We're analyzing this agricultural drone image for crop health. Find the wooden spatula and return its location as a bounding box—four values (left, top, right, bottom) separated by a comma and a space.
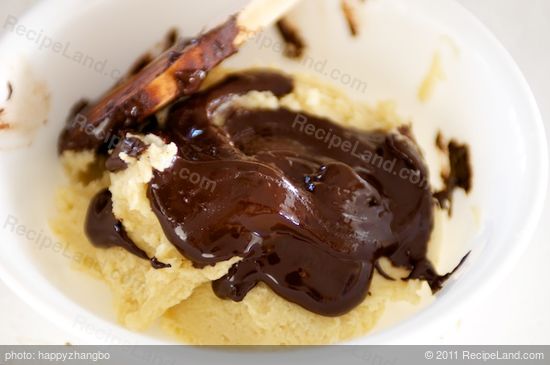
59, 0, 301, 152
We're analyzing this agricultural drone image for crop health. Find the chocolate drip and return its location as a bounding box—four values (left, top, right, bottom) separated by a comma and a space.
6, 82, 13, 101
406, 253, 470, 292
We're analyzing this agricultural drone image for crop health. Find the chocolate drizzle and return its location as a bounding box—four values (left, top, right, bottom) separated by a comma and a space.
406, 253, 470, 291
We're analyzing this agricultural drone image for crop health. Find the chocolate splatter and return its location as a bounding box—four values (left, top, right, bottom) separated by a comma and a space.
6, 82, 13, 101
341, 0, 359, 37
434, 134, 473, 215
85, 189, 149, 260
276, 18, 306, 59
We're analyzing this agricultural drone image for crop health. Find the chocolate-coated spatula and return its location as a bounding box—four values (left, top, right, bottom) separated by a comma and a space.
59, 0, 301, 152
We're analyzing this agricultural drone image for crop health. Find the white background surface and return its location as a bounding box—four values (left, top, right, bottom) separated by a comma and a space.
0, 0, 549, 345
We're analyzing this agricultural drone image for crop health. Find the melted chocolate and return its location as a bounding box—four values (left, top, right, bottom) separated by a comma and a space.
85, 189, 170, 269
144, 70, 451, 316
105, 136, 148, 172
85, 189, 148, 259
407, 253, 470, 291
78, 70, 465, 316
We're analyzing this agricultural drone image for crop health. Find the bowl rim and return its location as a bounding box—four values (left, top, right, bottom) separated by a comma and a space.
0, 0, 547, 345
349, 0, 549, 344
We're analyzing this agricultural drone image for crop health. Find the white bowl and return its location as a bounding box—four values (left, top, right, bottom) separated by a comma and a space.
0, 0, 546, 344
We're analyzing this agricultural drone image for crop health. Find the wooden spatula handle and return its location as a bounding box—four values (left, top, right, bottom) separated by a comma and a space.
236, 0, 301, 45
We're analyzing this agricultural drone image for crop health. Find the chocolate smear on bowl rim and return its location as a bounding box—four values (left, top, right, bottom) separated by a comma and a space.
275, 17, 306, 59
6, 81, 13, 101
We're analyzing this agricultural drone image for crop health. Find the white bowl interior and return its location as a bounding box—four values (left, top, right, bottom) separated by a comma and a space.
0, 0, 546, 344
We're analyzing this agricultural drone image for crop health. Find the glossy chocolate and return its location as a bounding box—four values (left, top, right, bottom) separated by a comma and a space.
145, 70, 451, 316
79, 69, 464, 316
